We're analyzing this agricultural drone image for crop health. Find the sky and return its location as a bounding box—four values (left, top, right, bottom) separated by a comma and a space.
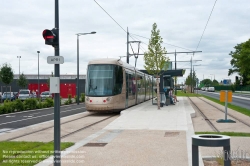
1, 0, 250, 85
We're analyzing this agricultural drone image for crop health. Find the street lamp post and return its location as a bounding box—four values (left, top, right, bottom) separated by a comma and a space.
17, 56, 21, 78
209, 76, 213, 83
210, 74, 215, 81
37, 51, 40, 98
76, 32, 96, 105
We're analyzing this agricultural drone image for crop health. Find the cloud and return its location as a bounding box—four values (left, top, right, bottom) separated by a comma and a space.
0, 0, 250, 83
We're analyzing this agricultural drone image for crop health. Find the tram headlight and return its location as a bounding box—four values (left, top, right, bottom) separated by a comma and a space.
106, 97, 111, 101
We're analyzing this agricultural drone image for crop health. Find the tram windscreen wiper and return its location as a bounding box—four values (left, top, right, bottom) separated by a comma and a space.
89, 80, 97, 95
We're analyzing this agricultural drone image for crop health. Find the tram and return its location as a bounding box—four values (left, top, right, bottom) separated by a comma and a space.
85, 58, 155, 112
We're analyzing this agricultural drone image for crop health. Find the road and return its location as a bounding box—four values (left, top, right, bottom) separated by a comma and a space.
0, 103, 86, 132
197, 90, 250, 110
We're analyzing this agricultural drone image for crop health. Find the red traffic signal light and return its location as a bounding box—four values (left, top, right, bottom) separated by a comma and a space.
235, 76, 239, 82
42, 28, 58, 47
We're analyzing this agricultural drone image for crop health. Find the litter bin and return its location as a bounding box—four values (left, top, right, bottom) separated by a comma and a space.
192, 134, 231, 166
160, 92, 166, 107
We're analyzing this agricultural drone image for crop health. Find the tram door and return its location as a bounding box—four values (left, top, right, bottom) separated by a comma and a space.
125, 70, 136, 107
125, 73, 129, 108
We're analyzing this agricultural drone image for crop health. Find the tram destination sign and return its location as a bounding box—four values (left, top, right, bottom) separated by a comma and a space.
47, 56, 64, 64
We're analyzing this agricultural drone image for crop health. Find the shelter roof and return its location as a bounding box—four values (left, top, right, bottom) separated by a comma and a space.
139, 69, 185, 77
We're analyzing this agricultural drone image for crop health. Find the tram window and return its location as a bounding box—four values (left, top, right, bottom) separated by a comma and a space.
113, 66, 123, 95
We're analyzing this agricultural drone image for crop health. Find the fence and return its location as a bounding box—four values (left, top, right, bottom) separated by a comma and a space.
214, 85, 250, 92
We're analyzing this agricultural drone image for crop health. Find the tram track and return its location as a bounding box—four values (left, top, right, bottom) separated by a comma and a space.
188, 97, 220, 132
197, 97, 250, 128
59, 114, 116, 141
188, 96, 250, 133
4, 113, 117, 142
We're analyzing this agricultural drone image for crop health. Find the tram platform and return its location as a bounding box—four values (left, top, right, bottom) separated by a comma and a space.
36, 97, 200, 166
35, 97, 250, 166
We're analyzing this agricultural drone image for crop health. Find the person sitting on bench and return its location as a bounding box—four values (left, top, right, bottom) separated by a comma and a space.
169, 88, 179, 103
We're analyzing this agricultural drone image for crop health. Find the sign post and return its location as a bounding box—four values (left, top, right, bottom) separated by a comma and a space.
217, 90, 236, 123
47, 56, 64, 64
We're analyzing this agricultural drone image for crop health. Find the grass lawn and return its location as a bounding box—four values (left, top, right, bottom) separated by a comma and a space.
176, 90, 250, 117
195, 131, 250, 137
0, 141, 74, 166
176, 90, 202, 97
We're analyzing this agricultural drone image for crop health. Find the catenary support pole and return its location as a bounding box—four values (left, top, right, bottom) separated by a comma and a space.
37, 52, 40, 98
174, 50, 177, 95
127, 27, 129, 64
191, 56, 193, 93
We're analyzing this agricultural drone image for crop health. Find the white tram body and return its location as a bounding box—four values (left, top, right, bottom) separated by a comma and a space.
85, 58, 154, 112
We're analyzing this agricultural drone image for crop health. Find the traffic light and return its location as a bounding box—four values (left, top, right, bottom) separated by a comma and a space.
235, 76, 239, 82
42, 28, 58, 47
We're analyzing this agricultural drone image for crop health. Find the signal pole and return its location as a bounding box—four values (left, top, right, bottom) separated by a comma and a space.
54, 0, 60, 165
42, 2, 60, 164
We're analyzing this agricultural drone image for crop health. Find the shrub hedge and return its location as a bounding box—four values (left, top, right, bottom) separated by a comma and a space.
68, 94, 72, 104
15, 99, 25, 112
24, 98, 37, 110
81, 93, 85, 102
0, 93, 86, 115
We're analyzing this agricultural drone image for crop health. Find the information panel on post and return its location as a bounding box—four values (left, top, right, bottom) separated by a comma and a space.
220, 90, 232, 102
47, 56, 64, 64
50, 77, 60, 93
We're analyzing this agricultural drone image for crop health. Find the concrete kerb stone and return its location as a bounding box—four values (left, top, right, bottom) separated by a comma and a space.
183, 97, 204, 166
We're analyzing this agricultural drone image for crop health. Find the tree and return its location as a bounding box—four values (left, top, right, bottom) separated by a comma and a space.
212, 79, 219, 86
0, 63, 14, 91
228, 39, 250, 85
17, 73, 28, 88
185, 71, 197, 92
200, 79, 213, 87
144, 23, 169, 109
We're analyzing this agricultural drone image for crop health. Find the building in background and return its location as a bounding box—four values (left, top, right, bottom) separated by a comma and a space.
0, 74, 85, 98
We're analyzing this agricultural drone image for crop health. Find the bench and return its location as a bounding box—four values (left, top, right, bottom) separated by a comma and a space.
165, 92, 174, 105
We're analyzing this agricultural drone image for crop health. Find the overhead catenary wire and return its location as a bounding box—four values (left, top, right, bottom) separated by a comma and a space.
93, 0, 127, 33
93, 0, 193, 52
195, 0, 218, 51
130, 33, 194, 51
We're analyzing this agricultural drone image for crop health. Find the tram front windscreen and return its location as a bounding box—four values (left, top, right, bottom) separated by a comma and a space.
85, 64, 123, 96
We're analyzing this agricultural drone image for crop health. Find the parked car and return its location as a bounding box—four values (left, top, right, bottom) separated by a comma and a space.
208, 87, 215, 92
31, 92, 37, 98
18, 89, 32, 101
13, 92, 19, 99
40, 91, 53, 100
2, 92, 16, 102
